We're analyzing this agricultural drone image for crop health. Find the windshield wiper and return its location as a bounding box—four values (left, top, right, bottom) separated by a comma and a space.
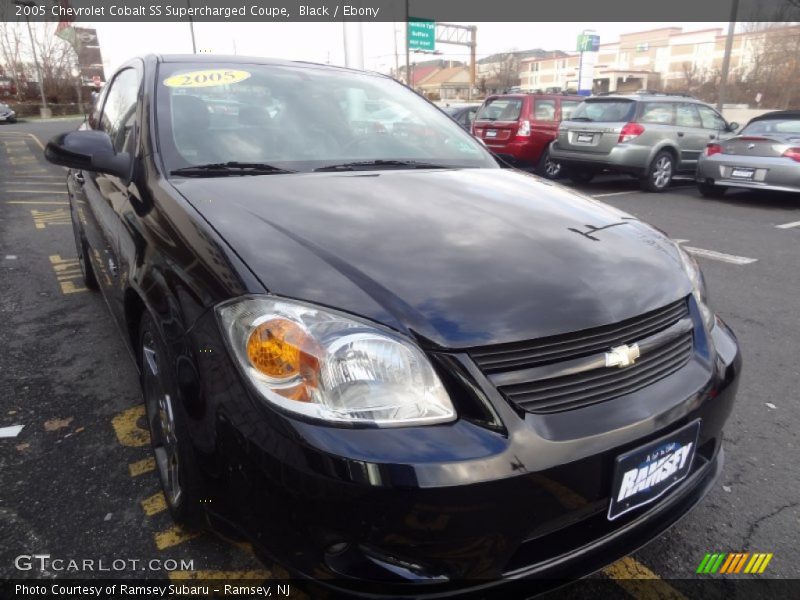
569, 117, 594, 122
170, 162, 296, 177
314, 159, 452, 172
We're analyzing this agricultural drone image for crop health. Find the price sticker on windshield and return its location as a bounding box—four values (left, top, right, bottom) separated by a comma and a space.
163, 69, 251, 88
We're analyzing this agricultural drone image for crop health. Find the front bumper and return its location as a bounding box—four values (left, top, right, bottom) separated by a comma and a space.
189, 309, 741, 596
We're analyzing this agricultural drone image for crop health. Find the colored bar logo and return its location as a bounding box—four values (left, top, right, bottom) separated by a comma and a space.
696, 552, 773, 574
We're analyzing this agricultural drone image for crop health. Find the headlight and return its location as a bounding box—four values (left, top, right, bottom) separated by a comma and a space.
216, 296, 455, 427
678, 247, 714, 330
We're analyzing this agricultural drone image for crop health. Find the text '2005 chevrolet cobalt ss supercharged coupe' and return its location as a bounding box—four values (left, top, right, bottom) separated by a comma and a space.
45, 55, 741, 595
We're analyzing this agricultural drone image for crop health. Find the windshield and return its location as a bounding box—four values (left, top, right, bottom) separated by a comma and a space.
741, 118, 800, 136
156, 63, 496, 174
570, 99, 636, 122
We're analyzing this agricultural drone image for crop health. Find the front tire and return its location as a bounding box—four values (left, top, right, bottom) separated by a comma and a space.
698, 182, 727, 198
642, 151, 675, 192
140, 313, 204, 527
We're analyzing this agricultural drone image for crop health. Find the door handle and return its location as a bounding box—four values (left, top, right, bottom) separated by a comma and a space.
73, 172, 85, 185
709, 134, 716, 140
677, 132, 685, 137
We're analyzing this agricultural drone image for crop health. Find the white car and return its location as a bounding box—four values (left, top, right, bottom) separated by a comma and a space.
0, 103, 16, 123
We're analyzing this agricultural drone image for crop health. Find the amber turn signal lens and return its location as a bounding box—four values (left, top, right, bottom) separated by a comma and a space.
246, 318, 310, 380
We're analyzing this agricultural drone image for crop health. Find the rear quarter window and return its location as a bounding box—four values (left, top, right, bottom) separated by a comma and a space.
477, 98, 523, 121
639, 102, 675, 125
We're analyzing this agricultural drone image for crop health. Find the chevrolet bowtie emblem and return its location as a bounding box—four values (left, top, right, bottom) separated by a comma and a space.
605, 344, 641, 368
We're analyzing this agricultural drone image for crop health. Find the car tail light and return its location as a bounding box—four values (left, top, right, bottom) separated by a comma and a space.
705, 143, 723, 157
618, 122, 645, 143
517, 120, 531, 137
782, 147, 800, 162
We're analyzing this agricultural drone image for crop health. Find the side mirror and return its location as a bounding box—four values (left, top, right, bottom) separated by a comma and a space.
45, 130, 131, 179
727, 122, 739, 132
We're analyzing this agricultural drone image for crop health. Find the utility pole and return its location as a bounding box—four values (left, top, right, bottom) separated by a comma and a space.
187, 0, 197, 53
717, 0, 739, 111
405, 0, 410, 86
13, 0, 49, 117
469, 26, 476, 101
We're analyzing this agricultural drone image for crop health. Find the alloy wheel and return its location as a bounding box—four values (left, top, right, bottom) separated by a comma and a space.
652, 155, 673, 189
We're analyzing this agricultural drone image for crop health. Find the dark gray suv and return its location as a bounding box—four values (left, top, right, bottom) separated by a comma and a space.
550, 93, 739, 192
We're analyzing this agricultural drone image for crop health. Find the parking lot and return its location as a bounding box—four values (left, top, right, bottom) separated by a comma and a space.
0, 118, 798, 596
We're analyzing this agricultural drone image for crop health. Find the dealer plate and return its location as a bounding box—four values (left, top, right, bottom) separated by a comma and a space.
486, 129, 498, 138
608, 420, 700, 521
730, 167, 755, 180
576, 133, 594, 143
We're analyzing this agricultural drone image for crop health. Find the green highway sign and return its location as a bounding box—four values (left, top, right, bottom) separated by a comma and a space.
408, 19, 436, 52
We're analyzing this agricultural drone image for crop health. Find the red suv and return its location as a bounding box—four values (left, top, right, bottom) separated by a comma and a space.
473, 93, 582, 178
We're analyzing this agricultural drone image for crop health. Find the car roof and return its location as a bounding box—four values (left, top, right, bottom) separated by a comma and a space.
748, 110, 800, 122
485, 93, 583, 100
587, 93, 701, 103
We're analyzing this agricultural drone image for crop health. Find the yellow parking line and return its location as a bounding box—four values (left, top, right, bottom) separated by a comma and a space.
168, 570, 272, 581
605, 557, 688, 600
48, 254, 87, 295
154, 525, 201, 550
31, 207, 71, 229
0, 132, 45, 150
7, 201, 68, 205
129, 457, 156, 477
111, 405, 151, 447
5, 190, 68, 194
141, 491, 167, 516
528, 476, 685, 597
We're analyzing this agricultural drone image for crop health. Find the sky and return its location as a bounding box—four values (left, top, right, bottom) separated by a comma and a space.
88, 21, 730, 74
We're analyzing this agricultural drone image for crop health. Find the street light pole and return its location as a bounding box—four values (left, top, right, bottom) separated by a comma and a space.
14, 0, 49, 116
186, 0, 197, 53
717, 0, 740, 111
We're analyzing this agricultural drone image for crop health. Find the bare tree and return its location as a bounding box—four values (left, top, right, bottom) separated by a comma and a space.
0, 23, 27, 101
0, 20, 77, 103
738, 23, 800, 109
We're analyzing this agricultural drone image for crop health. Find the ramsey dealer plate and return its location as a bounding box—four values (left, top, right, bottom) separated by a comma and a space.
576, 133, 594, 143
730, 167, 755, 180
608, 420, 700, 520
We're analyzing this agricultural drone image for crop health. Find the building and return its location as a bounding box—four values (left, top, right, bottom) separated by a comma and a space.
478, 49, 568, 95
417, 66, 472, 100
395, 59, 464, 87
518, 25, 800, 98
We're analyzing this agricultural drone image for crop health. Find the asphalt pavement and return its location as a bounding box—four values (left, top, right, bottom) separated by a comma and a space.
0, 119, 797, 598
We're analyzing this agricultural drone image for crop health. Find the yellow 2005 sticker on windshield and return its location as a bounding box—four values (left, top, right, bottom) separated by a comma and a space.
163, 69, 251, 88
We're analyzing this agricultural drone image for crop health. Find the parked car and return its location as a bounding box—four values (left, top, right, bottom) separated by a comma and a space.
44, 55, 740, 596
441, 103, 480, 132
0, 102, 16, 123
550, 93, 739, 191
472, 93, 582, 178
696, 110, 800, 197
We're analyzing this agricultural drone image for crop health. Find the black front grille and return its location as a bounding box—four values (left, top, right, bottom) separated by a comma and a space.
501, 332, 693, 413
470, 298, 689, 373
468, 298, 694, 414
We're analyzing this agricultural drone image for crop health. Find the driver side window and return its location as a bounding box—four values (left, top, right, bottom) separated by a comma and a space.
100, 68, 141, 154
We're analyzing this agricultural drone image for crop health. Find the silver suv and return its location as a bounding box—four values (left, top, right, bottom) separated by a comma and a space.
550, 93, 739, 192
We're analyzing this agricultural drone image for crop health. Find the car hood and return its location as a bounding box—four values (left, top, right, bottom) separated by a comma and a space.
174, 169, 690, 349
